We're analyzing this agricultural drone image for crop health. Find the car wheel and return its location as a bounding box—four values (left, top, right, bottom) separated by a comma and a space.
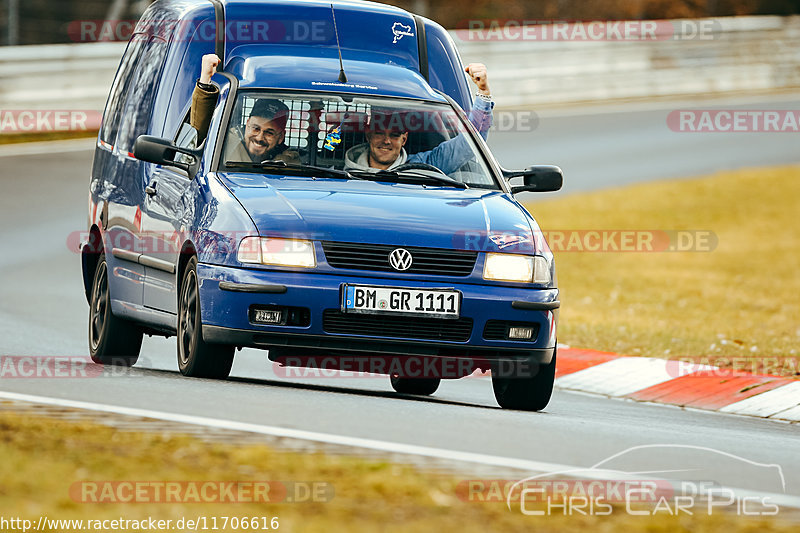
177, 256, 234, 379
390, 375, 441, 396
491, 348, 557, 411
88, 254, 143, 366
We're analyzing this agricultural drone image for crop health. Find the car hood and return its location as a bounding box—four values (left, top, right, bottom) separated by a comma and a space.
218, 173, 540, 253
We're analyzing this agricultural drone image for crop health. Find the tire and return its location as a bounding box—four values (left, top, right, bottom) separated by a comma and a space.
177, 256, 234, 379
491, 348, 557, 411
390, 375, 441, 396
88, 254, 143, 366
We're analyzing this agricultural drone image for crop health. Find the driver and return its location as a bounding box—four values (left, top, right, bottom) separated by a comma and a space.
190, 54, 300, 164
344, 63, 494, 173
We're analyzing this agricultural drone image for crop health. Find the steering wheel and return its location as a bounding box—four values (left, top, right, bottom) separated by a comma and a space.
392, 162, 448, 176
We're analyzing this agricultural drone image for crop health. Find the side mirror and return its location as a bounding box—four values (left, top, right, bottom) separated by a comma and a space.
133, 134, 203, 177
175, 122, 199, 151
504, 165, 563, 194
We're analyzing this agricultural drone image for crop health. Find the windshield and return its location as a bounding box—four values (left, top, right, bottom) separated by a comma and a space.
220, 91, 499, 189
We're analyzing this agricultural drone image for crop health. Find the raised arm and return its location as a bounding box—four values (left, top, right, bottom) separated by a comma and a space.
190, 54, 221, 143
464, 63, 493, 139
408, 63, 494, 173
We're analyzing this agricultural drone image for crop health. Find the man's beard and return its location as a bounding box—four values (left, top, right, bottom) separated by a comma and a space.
247, 139, 269, 159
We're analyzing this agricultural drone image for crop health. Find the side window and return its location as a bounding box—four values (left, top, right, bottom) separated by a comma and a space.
115, 35, 168, 153
99, 35, 147, 145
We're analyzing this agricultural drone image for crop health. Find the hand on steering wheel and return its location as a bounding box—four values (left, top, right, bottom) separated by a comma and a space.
392, 162, 447, 176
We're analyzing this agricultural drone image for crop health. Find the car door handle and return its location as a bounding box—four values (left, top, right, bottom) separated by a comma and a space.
145, 183, 157, 196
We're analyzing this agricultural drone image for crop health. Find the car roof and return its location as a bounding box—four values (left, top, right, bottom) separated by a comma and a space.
219, 0, 443, 100
226, 45, 447, 102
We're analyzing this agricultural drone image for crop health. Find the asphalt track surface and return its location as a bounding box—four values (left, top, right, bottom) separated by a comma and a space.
1, 98, 799, 506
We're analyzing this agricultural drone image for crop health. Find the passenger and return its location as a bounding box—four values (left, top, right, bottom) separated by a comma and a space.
344, 63, 494, 173
191, 54, 300, 164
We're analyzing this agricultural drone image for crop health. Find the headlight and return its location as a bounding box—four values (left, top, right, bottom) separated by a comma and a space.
237, 237, 316, 268
483, 253, 551, 284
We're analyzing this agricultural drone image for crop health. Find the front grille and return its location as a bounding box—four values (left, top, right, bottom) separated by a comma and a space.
483, 320, 540, 342
323, 309, 473, 342
322, 241, 478, 276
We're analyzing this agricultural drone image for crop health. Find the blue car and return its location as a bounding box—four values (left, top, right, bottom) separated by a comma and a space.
81, 0, 563, 410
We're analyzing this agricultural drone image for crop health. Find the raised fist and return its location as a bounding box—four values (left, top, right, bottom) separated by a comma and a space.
200, 54, 221, 84
464, 63, 490, 95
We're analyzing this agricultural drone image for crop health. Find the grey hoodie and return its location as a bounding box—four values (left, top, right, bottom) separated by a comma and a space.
344, 143, 408, 172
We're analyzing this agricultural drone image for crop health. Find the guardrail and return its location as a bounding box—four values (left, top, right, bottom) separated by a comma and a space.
455, 15, 800, 107
0, 42, 126, 111
0, 15, 798, 114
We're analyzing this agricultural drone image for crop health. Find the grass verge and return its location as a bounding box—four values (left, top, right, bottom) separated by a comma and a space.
524, 166, 800, 367
0, 130, 98, 145
0, 410, 796, 532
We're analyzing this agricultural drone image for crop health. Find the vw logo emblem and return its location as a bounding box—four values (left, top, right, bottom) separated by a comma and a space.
388, 248, 413, 271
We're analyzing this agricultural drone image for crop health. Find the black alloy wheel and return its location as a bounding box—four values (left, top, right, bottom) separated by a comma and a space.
88, 254, 143, 366
177, 256, 234, 378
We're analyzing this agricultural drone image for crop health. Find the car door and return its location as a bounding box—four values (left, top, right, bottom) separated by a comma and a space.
140, 138, 193, 314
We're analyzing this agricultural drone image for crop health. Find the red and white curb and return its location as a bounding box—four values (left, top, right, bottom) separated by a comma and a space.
556, 345, 800, 422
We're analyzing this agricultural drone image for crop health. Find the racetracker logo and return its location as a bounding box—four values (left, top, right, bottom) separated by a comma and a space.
68, 19, 334, 44
0, 356, 100, 378
272, 355, 549, 379
454, 19, 720, 42
452, 230, 718, 253
70, 481, 333, 503
666, 357, 800, 378
668, 110, 800, 132
324, 109, 538, 133
67, 229, 718, 257
0, 110, 100, 134
457, 478, 674, 504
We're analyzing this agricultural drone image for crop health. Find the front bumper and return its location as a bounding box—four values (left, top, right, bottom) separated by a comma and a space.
198, 264, 558, 363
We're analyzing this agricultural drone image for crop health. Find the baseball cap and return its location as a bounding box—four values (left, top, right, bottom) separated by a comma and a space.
250, 99, 289, 131
368, 107, 408, 133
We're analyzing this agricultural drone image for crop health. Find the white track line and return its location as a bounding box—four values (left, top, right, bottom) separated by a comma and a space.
0, 390, 572, 473
2, 390, 800, 509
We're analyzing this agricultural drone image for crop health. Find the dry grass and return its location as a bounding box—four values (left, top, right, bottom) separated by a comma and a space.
524, 166, 800, 368
0, 411, 797, 532
0, 130, 97, 145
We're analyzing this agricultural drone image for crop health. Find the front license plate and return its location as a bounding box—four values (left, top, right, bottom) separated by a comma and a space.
342, 285, 461, 319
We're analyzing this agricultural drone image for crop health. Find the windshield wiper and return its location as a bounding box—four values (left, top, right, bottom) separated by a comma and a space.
226, 160, 364, 180
350, 169, 468, 189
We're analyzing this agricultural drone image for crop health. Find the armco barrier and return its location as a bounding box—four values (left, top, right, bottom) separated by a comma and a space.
454, 16, 800, 107
0, 42, 127, 111
0, 16, 798, 114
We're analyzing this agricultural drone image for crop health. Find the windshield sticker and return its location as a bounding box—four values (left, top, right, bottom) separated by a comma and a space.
311, 81, 378, 90
489, 232, 534, 250
323, 123, 343, 151
392, 22, 414, 43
